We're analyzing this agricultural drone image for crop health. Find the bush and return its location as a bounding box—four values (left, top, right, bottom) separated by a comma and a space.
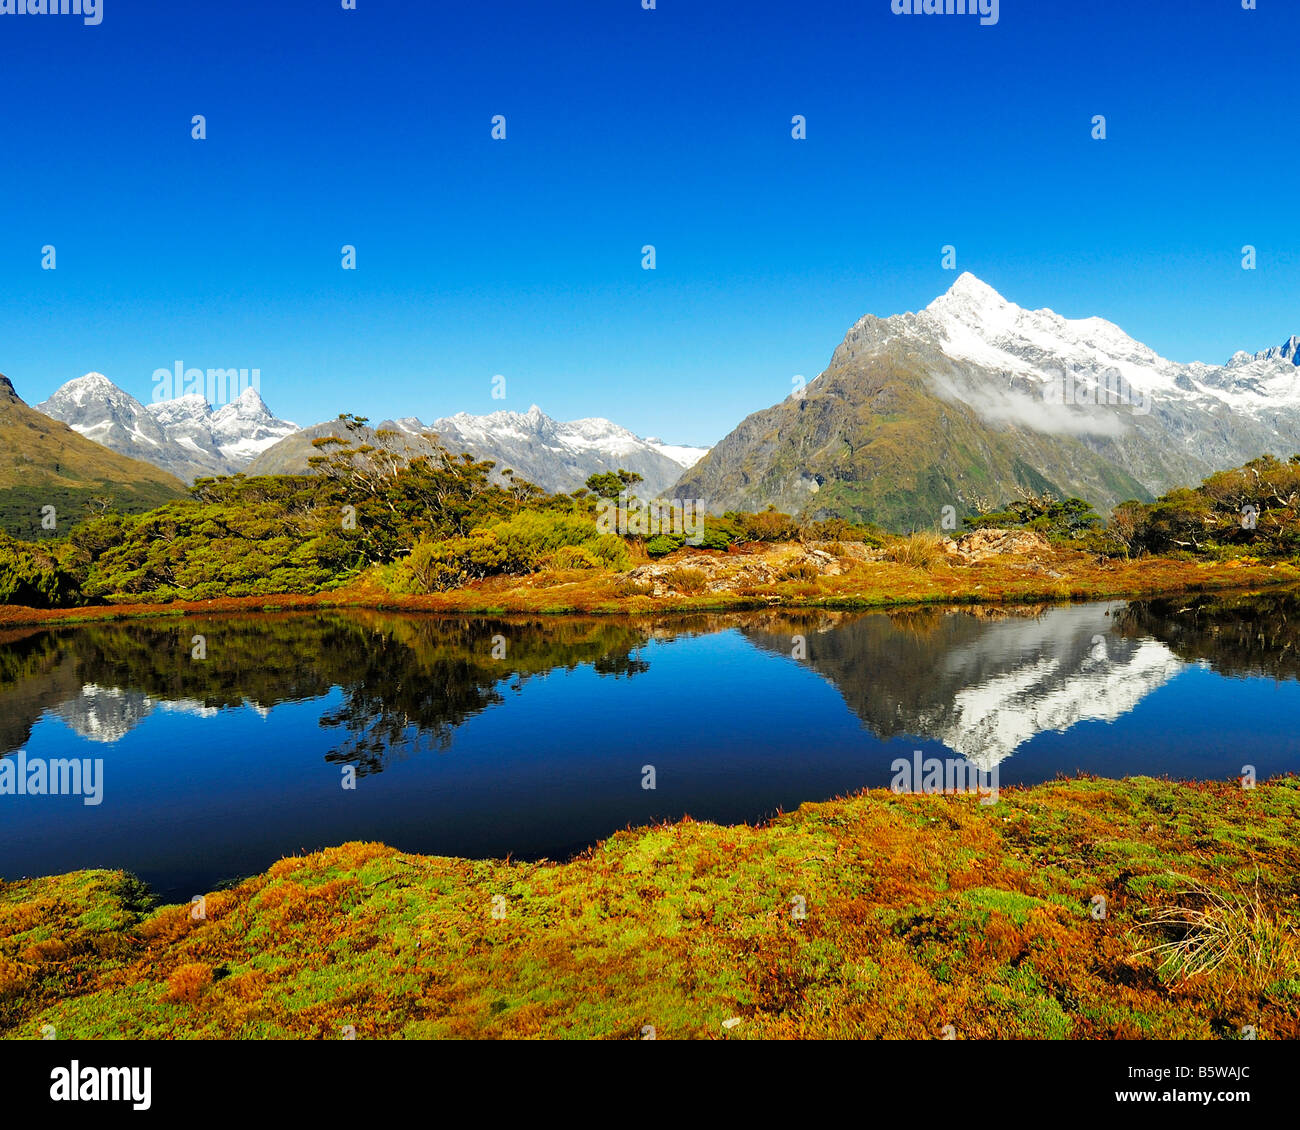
611, 576, 653, 597
645, 535, 683, 557
0, 533, 83, 607
388, 510, 630, 593
725, 507, 800, 543
964, 492, 1102, 540
1111, 455, 1300, 559
699, 524, 735, 550
388, 534, 508, 593
799, 517, 885, 547
780, 561, 822, 583
549, 545, 603, 570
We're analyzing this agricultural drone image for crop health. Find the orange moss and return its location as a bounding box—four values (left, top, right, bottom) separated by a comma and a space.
164, 962, 213, 1004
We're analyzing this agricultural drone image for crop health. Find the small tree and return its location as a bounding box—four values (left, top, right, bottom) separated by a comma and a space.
584, 469, 644, 500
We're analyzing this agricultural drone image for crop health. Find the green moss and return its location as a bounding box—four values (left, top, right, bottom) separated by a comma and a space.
3, 777, 1298, 1040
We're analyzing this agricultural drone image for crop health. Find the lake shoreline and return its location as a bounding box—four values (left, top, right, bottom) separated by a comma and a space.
2, 544, 1298, 629
4, 774, 1297, 1039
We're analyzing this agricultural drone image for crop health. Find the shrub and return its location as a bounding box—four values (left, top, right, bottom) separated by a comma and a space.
549, 545, 603, 570
0, 533, 83, 607
799, 517, 885, 547
388, 511, 629, 593
645, 535, 683, 557
388, 533, 508, 593
611, 576, 653, 596
1116, 456, 1300, 559
165, 962, 214, 1004
725, 507, 800, 543
964, 492, 1102, 540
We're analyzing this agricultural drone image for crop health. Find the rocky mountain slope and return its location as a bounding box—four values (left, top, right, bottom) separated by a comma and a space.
36, 373, 297, 482
0, 374, 186, 539
675, 274, 1300, 528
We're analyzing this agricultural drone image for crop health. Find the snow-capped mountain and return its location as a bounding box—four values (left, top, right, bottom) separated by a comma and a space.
415, 405, 709, 495
251, 404, 710, 496
916, 273, 1300, 419
744, 603, 1189, 771
677, 274, 1300, 527
36, 373, 297, 482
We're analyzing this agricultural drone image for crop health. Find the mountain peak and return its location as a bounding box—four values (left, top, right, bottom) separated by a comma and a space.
947, 272, 1004, 301
44, 372, 142, 410
70, 371, 114, 387
0, 374, 20, 405
213, 386, 274, 418
927, 272, 1014, 319
36, 372, 295, 481
1227, 334, 1300, 369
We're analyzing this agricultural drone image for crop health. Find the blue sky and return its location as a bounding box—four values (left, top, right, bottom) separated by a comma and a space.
0, 0, 1295, 444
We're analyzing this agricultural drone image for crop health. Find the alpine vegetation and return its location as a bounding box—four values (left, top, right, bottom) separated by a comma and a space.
595, 493, 705, 544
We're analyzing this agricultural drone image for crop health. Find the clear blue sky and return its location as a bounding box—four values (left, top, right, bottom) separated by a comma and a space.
1, 0, 1295, 444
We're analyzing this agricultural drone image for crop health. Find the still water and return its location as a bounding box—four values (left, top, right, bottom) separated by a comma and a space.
2, 592, 1297, 899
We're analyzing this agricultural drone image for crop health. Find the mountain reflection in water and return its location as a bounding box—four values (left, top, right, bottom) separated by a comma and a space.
2, 592, 1298, 898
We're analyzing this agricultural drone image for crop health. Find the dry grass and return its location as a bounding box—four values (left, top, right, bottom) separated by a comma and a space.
884, 531, 947, 571
662, 567, 709, 594
1130, 871, 1300, 986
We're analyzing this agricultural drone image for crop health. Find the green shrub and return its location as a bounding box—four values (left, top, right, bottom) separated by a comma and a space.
389, 511, 630, 593
645, 535, 683, 557
549, 545, 603, 570
0, 533, 83, 607
964, 493, 1102, 540
699, 524, 735, 551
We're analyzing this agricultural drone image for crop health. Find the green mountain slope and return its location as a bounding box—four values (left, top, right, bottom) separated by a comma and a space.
0, 374, 187, 539
674, 341, 1151, 530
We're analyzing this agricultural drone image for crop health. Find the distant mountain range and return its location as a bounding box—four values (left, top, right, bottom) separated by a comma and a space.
249, 405, 708, 497
33, 374, 709, 497
0, 374, 185, 539
17, 277, 1300, 530
675, 274, 1300, 528
37, 373, 298, 482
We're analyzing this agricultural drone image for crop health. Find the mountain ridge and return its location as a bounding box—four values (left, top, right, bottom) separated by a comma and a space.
674, 274, 1300, 527
0, 373, 187, 539
36, 374, 298, 483
249, 405, 709, 497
